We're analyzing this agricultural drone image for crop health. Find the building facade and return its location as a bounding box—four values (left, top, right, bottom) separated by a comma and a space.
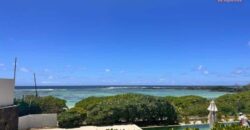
0, 79, 18, 130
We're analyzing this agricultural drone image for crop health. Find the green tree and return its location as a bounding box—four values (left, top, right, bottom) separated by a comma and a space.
76, 93, 178, 126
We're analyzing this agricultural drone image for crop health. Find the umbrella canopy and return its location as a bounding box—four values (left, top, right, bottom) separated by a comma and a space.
208, 100, 218, 128
208, 100, 218, 112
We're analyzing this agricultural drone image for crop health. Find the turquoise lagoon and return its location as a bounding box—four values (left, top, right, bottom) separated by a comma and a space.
15, 86, 228, 107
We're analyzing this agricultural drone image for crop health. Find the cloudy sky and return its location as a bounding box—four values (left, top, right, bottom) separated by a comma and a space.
0, 0, 250, 85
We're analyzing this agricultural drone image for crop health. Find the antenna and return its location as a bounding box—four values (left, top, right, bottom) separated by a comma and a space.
13, 57, 17, 83
33, 73, 38, 97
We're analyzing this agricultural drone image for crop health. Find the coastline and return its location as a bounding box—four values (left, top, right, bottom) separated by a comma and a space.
14, 85, 230, 108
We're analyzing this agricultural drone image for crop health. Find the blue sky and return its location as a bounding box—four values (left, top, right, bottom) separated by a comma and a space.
0, 0, 250, 85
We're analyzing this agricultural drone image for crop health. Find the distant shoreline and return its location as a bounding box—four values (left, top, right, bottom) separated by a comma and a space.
14, 85, 244, 92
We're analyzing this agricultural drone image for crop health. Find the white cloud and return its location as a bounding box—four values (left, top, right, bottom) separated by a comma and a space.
197, 65, 203, 71
196, 65, 209, 75
234, 69, 243, 74
232, 68, 250, 76
44, 68, 49, 72
0, 63, 6, 71
20, 67, 30, 73
158, 78, 167, 83
0, 63, 5, 67
41, 81, 59, 84
48, 75, 54, 80
203, 70, 209, 75
105, 69, 111, 72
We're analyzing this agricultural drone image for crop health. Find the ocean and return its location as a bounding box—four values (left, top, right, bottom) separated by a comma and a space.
15, 86, 228, 107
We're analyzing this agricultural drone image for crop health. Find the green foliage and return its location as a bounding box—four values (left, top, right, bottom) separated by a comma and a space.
216, 91, 250, 115
183, 124, 250, 130
75, 93, 178, 126
15, 95, 67, 116
242, 84, 250, 91
165, 91, 250, 118
183, 116, 189, 124
217, 112, 223, 121
58, 111, 86, 128
165, 95, 209, 117
75, 96, 104, 110
37, 96, 67, 113
212, 124, 250, 130
16, 91, 250, 128
68, 107, 87, 115
14, 99, 41, 116
184, 128, 199, 130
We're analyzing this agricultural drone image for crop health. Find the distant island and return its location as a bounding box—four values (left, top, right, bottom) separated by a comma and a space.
15, 84, 250, 92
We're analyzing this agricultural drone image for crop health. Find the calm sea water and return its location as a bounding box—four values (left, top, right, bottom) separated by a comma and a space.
15, 86, 228, 107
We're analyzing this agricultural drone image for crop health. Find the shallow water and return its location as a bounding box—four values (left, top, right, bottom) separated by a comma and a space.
15, 86, 228, 107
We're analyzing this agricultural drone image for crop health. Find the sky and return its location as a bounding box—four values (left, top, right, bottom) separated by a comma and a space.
0, 0, 250, 86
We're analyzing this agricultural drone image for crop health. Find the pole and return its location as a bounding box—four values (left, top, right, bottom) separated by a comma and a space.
13, 57, 17, 83
33, 73, 38, 97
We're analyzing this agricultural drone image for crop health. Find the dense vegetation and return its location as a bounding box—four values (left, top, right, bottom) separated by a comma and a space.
184, 124, 250, 130
74, 94, 178, 127
211, 124, 250, 130
66, 91, 250, 128
144, 124, 250, 130
165, 96, 209, 117
15, 95, 67, 116
215, 90, 250, 116
163, 90, 250, 120
15, 90, 250, 128
58, 111, 86, 128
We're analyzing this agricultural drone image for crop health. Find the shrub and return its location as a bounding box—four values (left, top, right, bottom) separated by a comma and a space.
15, 99, 41, 116
184, 128, 199, 130
15, 95, 67, 116
68, 107, 87, 115
184, 124, 250, 130
37, 96, 67, 113
166, 91, 250, 118
212, 123, 250, 130
58, 111, 86, 128
76, 93, 178, 126
165, 95, 209, 117
216, 91, 250, 116
75, 96, 105, 110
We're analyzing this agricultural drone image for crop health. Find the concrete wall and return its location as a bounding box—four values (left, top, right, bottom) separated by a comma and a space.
0, 79, 14, 107
18, 114, 57, 130
0, 105, 18, 130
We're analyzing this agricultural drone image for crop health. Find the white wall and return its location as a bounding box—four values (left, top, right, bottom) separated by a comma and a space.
18, 114, 57, 130
0, 79, 14, 107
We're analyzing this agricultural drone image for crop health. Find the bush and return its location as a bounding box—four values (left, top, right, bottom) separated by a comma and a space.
166, 91, 250, 118
15, 95, 67, 116
165, 95, 209, 117
184, 128, 199, 130
212, 123, 250, 130
58, 111, 86, 128
216, 91, 250, 116
14, 99, 41, 116
68, 107, 87, 115
37, 96, 67, 113
75, 96, 104, 110
76, 93, 178, 126
184, 124, 250, 130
